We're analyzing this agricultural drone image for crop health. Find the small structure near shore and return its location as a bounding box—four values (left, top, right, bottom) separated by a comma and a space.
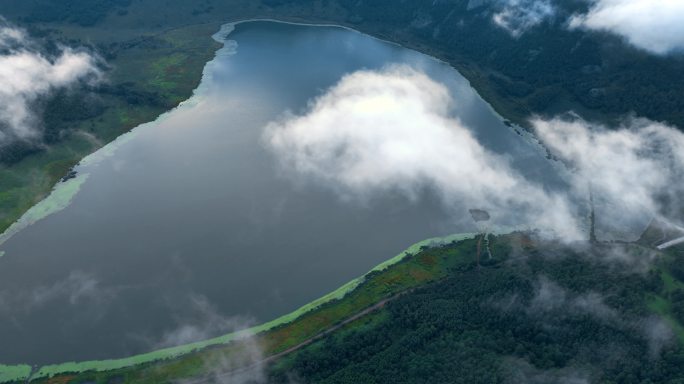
61, 167, 78, 183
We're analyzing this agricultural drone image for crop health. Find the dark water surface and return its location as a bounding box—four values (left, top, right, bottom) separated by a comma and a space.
0, 21, 563, 364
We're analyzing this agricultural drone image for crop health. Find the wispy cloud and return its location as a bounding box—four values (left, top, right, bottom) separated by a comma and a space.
569, 0, 684, 55
264, 65, 583, 240
157, 295, 253, 348
528, 276, 618, 320
0, 270, 113, 316
0, 18, 101, 145
492, 0, 556, 37
495, 275, 675, 358
640, 316, 675, 357
504, 358, 590, 384
161, 294, 282, 384
30, 270, 104, 306
534, 116, 684, 240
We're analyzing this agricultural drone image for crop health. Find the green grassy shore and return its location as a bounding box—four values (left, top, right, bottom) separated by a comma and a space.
0, 22, 224, 234
3, 232, 683, 383
0, 2, 350, 237
0, 233, 476, 383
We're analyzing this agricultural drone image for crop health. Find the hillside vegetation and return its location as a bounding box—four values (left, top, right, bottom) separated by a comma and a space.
271, 236, 684, 384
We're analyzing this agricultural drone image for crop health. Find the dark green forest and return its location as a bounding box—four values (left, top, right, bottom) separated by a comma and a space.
269, 237, 684, 384
332, 0, 684, 128
5, 0, 131, 26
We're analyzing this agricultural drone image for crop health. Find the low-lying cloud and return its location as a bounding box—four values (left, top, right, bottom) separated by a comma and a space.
158, 295, 253, 348
487, 0, 684, 55
534, 117, 684, 240
492, 0, 556, 37
161, 294, 278, 384
529, 276, 618, 320
530, 277, 674, 356
0, 270, 113, 316
570, 0, 684, 55
264, 65, 684, 243
494, 275, 674, 358
265, 65, 582, 240
504, 358, 590, 384
0, 20, 100, 144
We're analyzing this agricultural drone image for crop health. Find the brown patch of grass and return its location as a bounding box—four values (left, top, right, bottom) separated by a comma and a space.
45, 375, 75, 384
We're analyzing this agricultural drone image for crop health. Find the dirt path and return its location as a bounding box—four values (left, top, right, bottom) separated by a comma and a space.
476, 232, 492, 266
181, 292, 404, 384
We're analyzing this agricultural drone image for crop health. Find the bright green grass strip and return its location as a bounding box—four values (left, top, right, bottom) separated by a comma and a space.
0, 174, 88, 249
31, 232, 476, 379
78, 125, 140, 168
660, 269, 684, 293
0, 95, 175, 251
663, 272, 679, 292
0, 364, 31, 383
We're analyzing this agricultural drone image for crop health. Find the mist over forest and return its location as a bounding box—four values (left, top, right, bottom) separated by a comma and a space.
0, 1, 683, 383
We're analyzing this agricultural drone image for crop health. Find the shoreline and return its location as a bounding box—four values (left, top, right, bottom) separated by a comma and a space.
1, 232, 475, 382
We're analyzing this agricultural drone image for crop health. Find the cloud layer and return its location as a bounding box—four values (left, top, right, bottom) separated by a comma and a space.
488, 0, 684, 55
161, 295, 272, 384
534, 117, 684, 240
0, 21, 100, 144
264, 66, 684, 242
570, 0, 684, 55
265, 65, 582, 240
158, 295, 254, 348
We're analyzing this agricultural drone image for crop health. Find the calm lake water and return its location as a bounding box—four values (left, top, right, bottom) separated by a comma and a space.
0, 21, 565, 365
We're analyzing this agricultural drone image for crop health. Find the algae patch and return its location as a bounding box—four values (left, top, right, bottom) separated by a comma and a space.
0, 174, 89, 250
0, 364, 31, 383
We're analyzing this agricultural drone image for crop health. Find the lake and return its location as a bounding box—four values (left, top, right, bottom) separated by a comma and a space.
0, 21, 565, 365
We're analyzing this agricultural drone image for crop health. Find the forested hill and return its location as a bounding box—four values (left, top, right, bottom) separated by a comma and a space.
268, 235, 684, 384
308, 0, 684, 130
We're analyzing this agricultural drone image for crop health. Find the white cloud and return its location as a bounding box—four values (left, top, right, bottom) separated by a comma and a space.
160, 295, 270, 384
492, 0, 556, 37
500, 276, 674, 358
529, 276, 618, 320
264, 65, 684, 243
534, 117, 684, 240
264, 65, 583, 240
158, 295, 253, 348
0, 23, 25, 47
641, 316, 675, 357
570, 0, 684, 54
0, 21, 100, 143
